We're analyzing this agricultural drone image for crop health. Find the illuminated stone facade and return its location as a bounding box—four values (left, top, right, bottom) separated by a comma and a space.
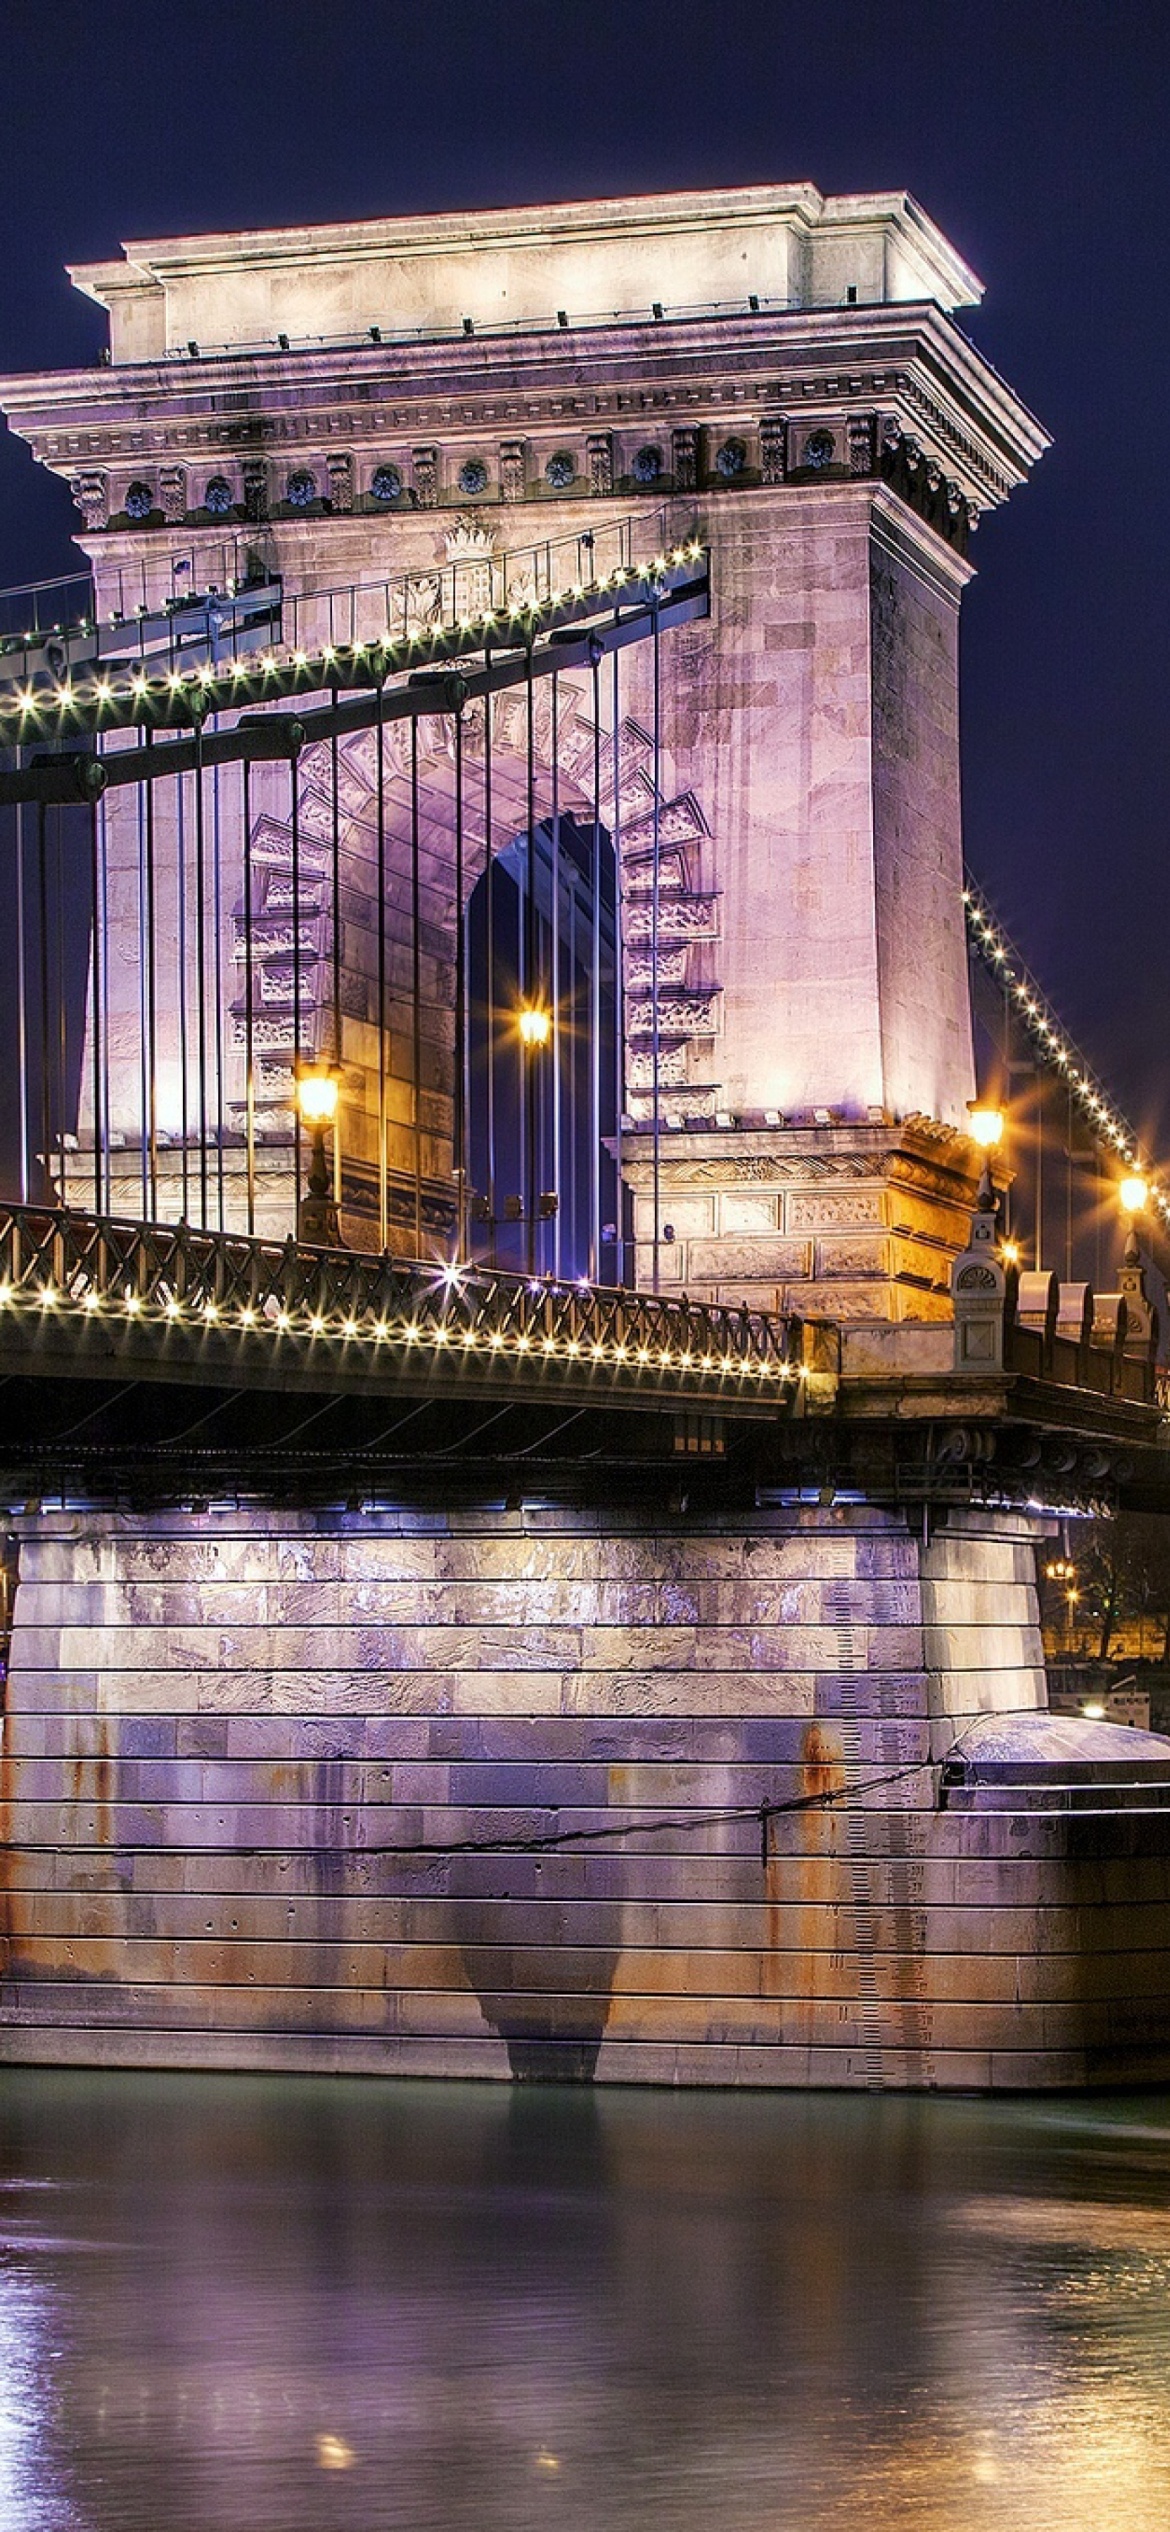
1, 179, 1049, 1313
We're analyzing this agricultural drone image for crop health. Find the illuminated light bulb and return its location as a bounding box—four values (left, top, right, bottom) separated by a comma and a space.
515, 1332, 532, 1352
204, 1300, 219, 1322
342, 1317, 359, 1338
489, 1331, 504, 1350
39, 1284, 56, 1307
165, 1296, 182, 1319
240, 1305, 256, 1326
124, 1294, 141, 1315
0, 1282, 11, 1306
294, 649, 308, 668
613, 1342, 628, 1362
1001, 1239, 1021, 1266
591, 1341, 605, 1360
1120, 1174, 1149, 1214
374, 1318, 388, 1340
277, 1307, 291, 1330
295, 1070, 339, 1127
462, 1329, 478, 1348
566, 1338, 581, 1357
84, 1291, 101, 1312
967, 1104, 1004, 1150
517, 1005, 552, 1049
309, 1312, 326, 1334
432, 1327, 449, 1347
637, 1345, 652, 1364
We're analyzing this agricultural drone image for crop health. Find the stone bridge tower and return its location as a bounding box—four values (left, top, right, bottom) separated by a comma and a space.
3, 181, 1048, 1319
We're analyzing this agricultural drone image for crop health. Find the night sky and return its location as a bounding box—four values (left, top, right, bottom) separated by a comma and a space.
1, 1, 1166, 1147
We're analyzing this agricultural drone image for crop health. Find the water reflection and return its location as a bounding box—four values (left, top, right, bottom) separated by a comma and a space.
0, 2074, 1167, 2528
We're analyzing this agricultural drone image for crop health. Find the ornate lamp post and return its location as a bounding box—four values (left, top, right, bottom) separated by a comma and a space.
296, 1069, 341, 1247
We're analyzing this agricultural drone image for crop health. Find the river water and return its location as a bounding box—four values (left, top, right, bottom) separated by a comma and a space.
0, 2071, 1168, 2530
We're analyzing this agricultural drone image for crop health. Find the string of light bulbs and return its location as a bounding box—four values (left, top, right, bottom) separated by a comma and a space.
962, 874, 1168, 1235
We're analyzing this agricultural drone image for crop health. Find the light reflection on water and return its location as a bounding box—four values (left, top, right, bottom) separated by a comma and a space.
0, 2074, 1169, 2529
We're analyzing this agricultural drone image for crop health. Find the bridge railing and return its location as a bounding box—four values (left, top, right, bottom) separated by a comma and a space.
0, 1204, 812, 1404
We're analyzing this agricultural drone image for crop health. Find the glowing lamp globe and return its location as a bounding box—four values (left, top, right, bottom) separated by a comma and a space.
1119, 1174, 1149, 1215
296, 1071, 339, 1128
968, 1105, 1005, 1150
518, 1006, 552, 1049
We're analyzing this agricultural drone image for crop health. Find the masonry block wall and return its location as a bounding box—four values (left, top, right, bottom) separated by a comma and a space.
4, 1500, 1167, 2089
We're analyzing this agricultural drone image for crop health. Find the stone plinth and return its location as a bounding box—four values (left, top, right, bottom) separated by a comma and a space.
4, 1497, 1169, 2090
622, 1115, 981, 1319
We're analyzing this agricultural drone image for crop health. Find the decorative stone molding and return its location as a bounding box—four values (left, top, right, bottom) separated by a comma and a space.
327, 451, 354, 513
627, 990, 721, 1037
786, 417, 850, 479
879, 424, 975, 555
159, 465, 187, 524
443, 515, 496, 565
848, 415, 874, 476
672, 427, 698, 492
627, 1044, 690, 1091
242, 458, 268, 524
760, 419, 786, 486
623, 894, 720, 944
71, 470, 108, 530
586, 432, 613, 496
499, 440, 526, 503
413, 445, 438, 508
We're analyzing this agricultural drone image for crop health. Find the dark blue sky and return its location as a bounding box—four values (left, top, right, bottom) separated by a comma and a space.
1, 0, 1166, 1141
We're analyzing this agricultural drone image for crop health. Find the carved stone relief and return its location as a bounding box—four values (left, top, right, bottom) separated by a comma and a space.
327, 452, 354, 513
159, 465, 187, 524
586, 433, 614, 496
71, 470, 108, 529
499, 440, 526, 503
413, 445, 438, 508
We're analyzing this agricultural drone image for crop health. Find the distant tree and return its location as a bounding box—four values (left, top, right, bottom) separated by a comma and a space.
1044, 1514, 1170, 1662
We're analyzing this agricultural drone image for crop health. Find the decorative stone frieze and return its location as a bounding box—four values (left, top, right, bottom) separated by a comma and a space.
626, 991, 721, 1036
623, 894, 720, 944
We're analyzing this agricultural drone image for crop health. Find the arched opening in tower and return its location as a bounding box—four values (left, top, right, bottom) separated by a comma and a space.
466, 814, 621, 1283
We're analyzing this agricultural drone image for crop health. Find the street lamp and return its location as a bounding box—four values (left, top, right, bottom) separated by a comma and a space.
967, 1099, 1005, 1219
1119, 1173, 1149, 1216
517, 1005, 552, 1273
296, 1068, 340, 1247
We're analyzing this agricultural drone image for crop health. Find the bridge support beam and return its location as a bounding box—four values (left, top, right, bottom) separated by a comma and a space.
5, 1492, 1170, 2088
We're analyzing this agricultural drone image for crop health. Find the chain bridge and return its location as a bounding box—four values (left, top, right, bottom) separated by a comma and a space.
1, 179, 1169, 2093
